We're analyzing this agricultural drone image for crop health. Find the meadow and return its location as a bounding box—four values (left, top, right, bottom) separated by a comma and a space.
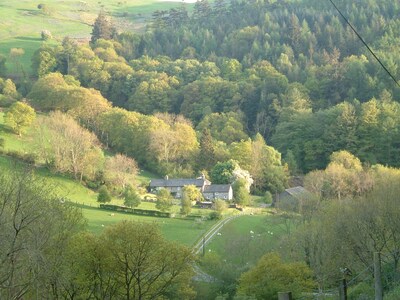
0, 0, 195, 76
0, 111, 223, 246
205, 214, 292, 264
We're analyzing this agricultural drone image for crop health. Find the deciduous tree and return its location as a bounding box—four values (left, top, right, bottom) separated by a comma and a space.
181, 184, 202, 215
97, 185, 112, 203
156, 188, 173, 212
104, 154, 138, 193
4, 101, 36, 135
236, 253, 314, 300
123, 185, 141, 208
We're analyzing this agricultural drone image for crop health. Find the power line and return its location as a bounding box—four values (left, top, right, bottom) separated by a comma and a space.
328, 0, 400, 88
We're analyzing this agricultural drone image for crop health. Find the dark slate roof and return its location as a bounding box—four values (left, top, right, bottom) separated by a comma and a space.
284, 186, 310, 198
203, 184, 232, 193
149, 178, 207, 188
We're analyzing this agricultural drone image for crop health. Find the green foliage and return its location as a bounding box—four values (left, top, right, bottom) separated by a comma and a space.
0, 54, 7, 76
385, 285, 400, 300
156, 188, 173, 212
210, 159, 238, 184
91, 12, 114, 44
236, 253, 314, 300
197, 128, 216, 172
41, 30, 52, 41
233, 178, 250, 207
123, 185, 141, 208
0, 169, 85, 299
284, 149, 298, 175
97, 185, 111, 203
28, 73, 111, 120
263, 191, 273, 204
31, 45, 57, 77
59, 221, 194, 299
180, 196, 192, 216
347, 282, 374, 300
213, 199, 227, 219
197, 112, 248, 144
4, 101, 35, 135
208, 211, 223, 220
180, 185, 201, 216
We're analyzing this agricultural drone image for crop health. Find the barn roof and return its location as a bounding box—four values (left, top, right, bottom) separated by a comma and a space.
284, 186, 310, 198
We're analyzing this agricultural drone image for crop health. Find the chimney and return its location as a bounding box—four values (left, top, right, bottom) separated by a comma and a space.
164, 175, 169, 180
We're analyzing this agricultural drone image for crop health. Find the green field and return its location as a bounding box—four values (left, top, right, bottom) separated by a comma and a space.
205, 214, 292, 264
0, 154, 219, 245
0, 111, 220, 246
83, 206, 216, 245
0, 0, 196, 75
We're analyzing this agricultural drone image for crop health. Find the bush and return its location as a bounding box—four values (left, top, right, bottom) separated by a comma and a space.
385, 285, 400, 300
348, 282, 374, 300
41, 30, 52, 41
209, 211, 222, 220
263, 191, 273, 204
97, 185, 111, 203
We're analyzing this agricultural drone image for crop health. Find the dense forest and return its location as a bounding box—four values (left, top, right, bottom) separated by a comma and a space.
13, 0, 398, 177
1, 0, 400, 298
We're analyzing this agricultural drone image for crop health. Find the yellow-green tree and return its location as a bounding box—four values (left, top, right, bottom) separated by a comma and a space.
181, 185, 202, 215
156, 188, 173, 212
4, 101, 36, 135
237, 253, 314, 299
59, 221, 195, 299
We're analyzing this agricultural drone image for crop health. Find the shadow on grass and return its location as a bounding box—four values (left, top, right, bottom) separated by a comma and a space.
15, 36, 42, 42
0, 122, 12, 134
16, 8, 40, 13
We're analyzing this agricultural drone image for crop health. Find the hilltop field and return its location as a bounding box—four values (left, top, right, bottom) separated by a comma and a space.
0, 0, 197, 75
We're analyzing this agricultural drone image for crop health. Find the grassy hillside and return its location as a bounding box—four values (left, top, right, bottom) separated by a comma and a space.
0, 154, 217, 245
205, 214, 291, 263
0, 0, 195, 76
0, 111, 220, 245
83, 206, 215, 245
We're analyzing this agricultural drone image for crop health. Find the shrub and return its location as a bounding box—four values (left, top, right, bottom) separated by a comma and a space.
348, 282, 374, 300
208, 211, 222, 220
41, 30, 52, 41
263, 191, 273, 204
97, 185, 111, 203
385, 285, 400, 300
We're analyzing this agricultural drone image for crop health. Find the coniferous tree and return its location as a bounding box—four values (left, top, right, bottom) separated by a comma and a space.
198, 128, 216, 171
91, 11, 113, 44
97, 185, 112, 203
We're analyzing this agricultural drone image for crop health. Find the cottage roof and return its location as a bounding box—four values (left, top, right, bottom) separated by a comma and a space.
149, 178, 209, 188
203, 184, 232, 193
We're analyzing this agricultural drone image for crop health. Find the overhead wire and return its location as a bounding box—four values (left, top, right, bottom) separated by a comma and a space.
328, 0, 400, 88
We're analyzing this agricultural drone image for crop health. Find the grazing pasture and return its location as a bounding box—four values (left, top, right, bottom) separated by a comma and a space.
205, 214, 293, 264
0, 0, 196, 75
